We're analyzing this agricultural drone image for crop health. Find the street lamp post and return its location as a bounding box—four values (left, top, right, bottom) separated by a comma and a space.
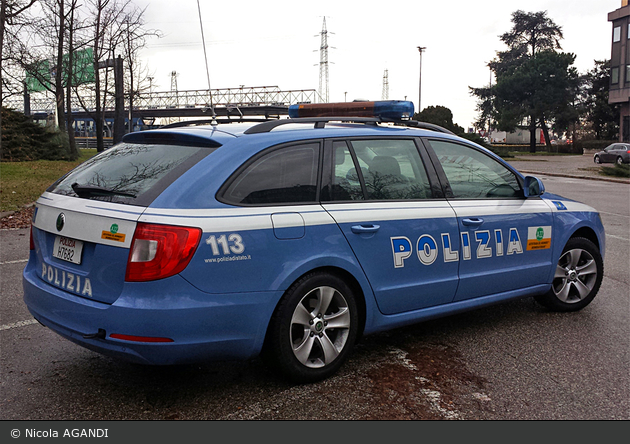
417, 46, 426, 114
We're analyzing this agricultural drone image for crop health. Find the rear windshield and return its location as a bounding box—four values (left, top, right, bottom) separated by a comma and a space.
48, 143, 214, 206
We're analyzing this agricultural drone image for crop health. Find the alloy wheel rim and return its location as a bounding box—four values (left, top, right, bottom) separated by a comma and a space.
290, 286, 351, 368
552, 248, 598, 303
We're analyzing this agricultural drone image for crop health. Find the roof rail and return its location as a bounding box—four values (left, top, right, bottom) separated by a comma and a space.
404, 120, 455, 135
160, 118, 277, 129
243, 117, 455, 135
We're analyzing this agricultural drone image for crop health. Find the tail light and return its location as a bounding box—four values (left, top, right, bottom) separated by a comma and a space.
30, 225, 35, 250
125, 223, 202, 282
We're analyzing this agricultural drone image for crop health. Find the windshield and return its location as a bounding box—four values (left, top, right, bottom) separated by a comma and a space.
48, 143, 214, 206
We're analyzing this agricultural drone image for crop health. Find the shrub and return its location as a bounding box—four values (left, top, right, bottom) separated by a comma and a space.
555, 143, 583, 154
600, 163, 630, 178
459, 132, 490, 148
1, 107, 71, 161
486, 146, 514, 158
582, 139, 617, 151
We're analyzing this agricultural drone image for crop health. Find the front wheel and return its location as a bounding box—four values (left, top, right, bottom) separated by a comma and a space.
535, 237, 603, 312
594, 155, 601, 164
264, 272, 359, 383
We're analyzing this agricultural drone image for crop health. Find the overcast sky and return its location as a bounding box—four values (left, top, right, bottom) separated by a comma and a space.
135, 0, 621, 128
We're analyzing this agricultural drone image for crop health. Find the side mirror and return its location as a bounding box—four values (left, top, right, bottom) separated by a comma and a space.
524, 176, 545, 197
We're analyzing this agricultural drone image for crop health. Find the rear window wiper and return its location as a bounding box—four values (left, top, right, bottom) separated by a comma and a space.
71, 183, 137, 198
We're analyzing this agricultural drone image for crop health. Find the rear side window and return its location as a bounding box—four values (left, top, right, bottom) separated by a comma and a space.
49, 143, 211, 206
221, 143, 320, 205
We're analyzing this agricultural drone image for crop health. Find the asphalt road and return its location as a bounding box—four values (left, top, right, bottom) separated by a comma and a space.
1, 174, 628, 421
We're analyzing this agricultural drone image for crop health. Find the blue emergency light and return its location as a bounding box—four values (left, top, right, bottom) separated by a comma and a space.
288, 100, 415, 120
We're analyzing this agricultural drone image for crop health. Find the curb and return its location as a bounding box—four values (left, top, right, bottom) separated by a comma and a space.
0, 203, 36, 220
518, 170, 630, 184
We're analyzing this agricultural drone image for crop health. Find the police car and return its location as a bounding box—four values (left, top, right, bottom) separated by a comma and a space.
23, 101, 605, 383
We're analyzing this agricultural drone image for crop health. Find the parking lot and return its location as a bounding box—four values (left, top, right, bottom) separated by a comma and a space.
1, 158, 628, 420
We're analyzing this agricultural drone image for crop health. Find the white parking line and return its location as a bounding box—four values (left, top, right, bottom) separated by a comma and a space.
606, 234, 629, 242
0, 319, 38, 331
599, 211, 630, 218
0, 259, 28, 265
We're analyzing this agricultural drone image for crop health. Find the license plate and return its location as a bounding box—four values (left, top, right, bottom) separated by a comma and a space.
52, 236, 84, 265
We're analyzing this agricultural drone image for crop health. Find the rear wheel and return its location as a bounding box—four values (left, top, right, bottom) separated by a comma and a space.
535, 237, 603, 312
617, 156, 624, 165
265, 272, 358, 383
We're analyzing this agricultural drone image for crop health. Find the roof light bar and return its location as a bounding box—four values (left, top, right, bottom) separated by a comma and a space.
288, 100, 415, 120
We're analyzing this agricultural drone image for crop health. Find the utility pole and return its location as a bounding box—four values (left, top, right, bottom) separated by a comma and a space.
113, 55, 125, 144
317, 17, 330, 103
417, 46, 426, 113
170, 71, 180, 123
382, 69, 389, 100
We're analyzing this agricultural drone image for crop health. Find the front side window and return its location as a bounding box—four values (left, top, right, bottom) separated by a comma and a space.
330, 141, 365, 201
429, 140, 521, 199
221, 143, 320, 205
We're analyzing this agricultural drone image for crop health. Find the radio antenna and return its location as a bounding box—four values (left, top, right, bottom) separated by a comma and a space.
197, 0, 216, 123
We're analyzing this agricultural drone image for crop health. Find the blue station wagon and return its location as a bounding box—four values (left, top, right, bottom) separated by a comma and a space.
23, 101, 605, 382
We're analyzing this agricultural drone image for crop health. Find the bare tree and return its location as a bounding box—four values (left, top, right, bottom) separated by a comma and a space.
1, 0, 38, 154
6, 0, 84, 158
4, 0, 161, 155
77, 0, 144, 151
64, 0, 82, 159
120, 5, 160, 133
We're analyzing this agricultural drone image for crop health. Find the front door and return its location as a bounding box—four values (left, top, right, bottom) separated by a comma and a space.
425, 139, 554, 301
322, 139, 460, 315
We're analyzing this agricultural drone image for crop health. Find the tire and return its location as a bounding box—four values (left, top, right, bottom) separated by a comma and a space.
535, 237, 603, 312
594, 155, 601, 164
617, 156, 624, 165
264, 271, 359, 383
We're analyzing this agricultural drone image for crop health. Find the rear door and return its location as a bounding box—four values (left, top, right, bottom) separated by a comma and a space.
602, 145, 618, 162
32, 197, 142, 303
32, 141, 215, 304
613, 144, 628, 161
424, 139, 554, 302
322, 138, 460, 315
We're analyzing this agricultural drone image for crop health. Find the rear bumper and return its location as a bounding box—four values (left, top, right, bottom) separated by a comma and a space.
22, 255, 280, 365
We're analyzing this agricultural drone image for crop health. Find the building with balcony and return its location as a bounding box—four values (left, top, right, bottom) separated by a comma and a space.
609, 0, 630, 141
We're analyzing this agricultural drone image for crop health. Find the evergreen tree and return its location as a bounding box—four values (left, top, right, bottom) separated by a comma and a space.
471, 10, 578, 152
1, 107, 70, 161
583, 60, 619, 140
413, 105, 465, 134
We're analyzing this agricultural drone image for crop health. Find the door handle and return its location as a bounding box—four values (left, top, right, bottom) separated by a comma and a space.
351, 224, 380, 234
462, 218, 484, 227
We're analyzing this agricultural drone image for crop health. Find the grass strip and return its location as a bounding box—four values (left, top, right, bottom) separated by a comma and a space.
1, 149, 97, 212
